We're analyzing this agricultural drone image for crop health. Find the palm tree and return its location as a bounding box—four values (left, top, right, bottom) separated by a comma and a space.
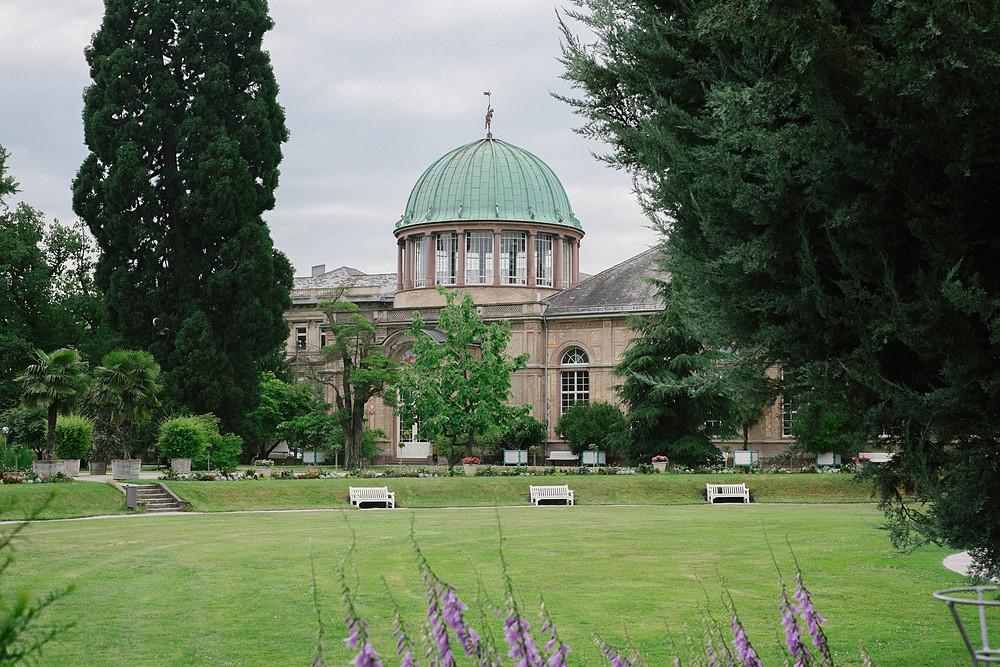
17, 348, 91, 460
91, 349, 162, 459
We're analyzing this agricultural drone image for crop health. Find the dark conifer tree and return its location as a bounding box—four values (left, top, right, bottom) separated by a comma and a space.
562, 1, 1000, 576
73, 0, 293, 441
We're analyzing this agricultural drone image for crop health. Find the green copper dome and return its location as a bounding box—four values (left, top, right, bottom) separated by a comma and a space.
395, 138, 582, 230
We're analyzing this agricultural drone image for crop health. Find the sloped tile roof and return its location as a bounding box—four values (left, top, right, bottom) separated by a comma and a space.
543, 248, 667, 317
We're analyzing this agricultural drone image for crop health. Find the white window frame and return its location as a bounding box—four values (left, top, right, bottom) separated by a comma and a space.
560, 347, 590, 414
500, 231, 527, 285
561, 239, 571, 288
465, 231, 493, 285
535, 233, 553, 287
435, 232, 458, 285
413, 235, 427, 287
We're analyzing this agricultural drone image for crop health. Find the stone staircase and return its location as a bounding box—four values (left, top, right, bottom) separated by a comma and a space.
134, 483, 187, 513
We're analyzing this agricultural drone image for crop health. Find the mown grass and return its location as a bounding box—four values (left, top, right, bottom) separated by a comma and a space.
166, 472, 874, 512
0, 472, 873, 520
0, 482, 127, 520
2, 504, 968, 666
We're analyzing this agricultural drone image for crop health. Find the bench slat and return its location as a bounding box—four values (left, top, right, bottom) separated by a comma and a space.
529, 485, 575, 506
706, 483, 750, 504
349, 486, 396, 509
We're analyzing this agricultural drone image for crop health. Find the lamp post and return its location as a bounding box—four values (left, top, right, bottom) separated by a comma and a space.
205, 442, 212, 472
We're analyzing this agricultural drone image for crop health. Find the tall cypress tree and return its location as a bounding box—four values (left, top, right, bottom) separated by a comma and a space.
73, 0, 293, 440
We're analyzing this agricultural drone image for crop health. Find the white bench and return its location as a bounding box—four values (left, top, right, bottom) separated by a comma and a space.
529, 485, 575, 506
349, 486, 396, 509
706, 483, 750, 504
546, 451, 579, 463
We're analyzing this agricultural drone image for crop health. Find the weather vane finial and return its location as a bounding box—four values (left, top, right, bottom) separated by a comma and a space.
483, 91, 493, 138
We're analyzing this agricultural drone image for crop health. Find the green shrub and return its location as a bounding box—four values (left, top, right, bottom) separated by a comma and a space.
556, 402, 625, 455
157, 416, 206, 460
54, 414, 93, 460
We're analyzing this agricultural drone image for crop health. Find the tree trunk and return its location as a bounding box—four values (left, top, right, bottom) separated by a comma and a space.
46, 406, 57, 460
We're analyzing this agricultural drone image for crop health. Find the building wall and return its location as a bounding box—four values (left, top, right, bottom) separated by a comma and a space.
282, 301, 797, 465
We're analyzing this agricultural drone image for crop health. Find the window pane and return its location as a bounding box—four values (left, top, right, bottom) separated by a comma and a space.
435, 232, 457, 285
561, 348, 588, 365
535, 234, 552, 287
465, 231, 493, 284
561, 370, 590, 413
562, 239, 570, 288
500, 231, 526, 285
413, 236, 426, 287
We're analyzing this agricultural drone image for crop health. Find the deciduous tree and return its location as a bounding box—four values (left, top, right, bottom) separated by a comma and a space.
397, 290, 528, 461
314, 299, 400, 468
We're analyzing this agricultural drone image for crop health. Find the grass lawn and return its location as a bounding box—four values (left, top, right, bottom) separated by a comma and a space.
166, 472, 874, 512
2, 503, 970, 666
0, 471, 872, 519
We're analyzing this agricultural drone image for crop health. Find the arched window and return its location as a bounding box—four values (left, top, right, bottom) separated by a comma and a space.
560, 347, 589, 413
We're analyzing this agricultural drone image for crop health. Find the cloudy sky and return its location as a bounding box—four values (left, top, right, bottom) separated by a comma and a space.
1, 1, 657, 277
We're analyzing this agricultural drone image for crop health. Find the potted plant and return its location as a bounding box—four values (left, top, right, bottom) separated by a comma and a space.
254, 459, 275, 477
652, 455, 669, 473
461, 456, 480, 476
157, 416, 206, 477
53, 414, 92, 477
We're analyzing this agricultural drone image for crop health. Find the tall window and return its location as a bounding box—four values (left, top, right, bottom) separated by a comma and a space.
781, 396, 795, 438
466, 231, 493, 284
780, 370, 795, 438
295, 326, 307, 350
560, 347, 589, 413
500, 231, 527, 285
535, 233, 553, 287
413, 235, 426, 287
561, 239, 571, 288
435, 232, 458, 285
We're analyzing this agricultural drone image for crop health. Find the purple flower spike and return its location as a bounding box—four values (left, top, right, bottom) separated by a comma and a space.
779, 592, 809, 667
730, 613, 762, 667
792, 572, 827, 652
504, 610, 542, 667
350, 641, 384, 667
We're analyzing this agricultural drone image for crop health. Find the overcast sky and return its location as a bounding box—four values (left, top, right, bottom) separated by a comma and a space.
1, 1, 657, 277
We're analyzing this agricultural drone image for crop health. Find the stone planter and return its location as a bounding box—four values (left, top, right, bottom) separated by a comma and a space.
33, 460, 64, 477
111, 459, 142, 480
170, 458, 192, 474
653, 461, 667, 473
61, 459, 81, 477
463, 464, 478, 476
89, 461, 107, 475
255, 466, 272, 478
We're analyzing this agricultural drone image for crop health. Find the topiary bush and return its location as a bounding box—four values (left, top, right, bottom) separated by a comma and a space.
54, 414, 93, 460
156, 416, 206, 460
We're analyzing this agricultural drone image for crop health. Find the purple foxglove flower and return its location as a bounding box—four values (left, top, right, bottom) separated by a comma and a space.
730, 613, 762, 667
792, 572, 828, 654
779, 592, 809, 667
350, 641, 384, 667
504, 610, 542, 667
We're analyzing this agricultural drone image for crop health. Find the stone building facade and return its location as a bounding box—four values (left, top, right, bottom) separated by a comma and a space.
283, 134, 795, 464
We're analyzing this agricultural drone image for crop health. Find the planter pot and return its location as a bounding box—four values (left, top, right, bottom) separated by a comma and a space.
111, 459, 142, 480
653, 461, 667, 473
33, 460, 64, 477
255, 466, 272, 478
89, 461, 107, 475
463, 464, 478, 476
62, 459, 81, 477
170, 458, 192, 474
